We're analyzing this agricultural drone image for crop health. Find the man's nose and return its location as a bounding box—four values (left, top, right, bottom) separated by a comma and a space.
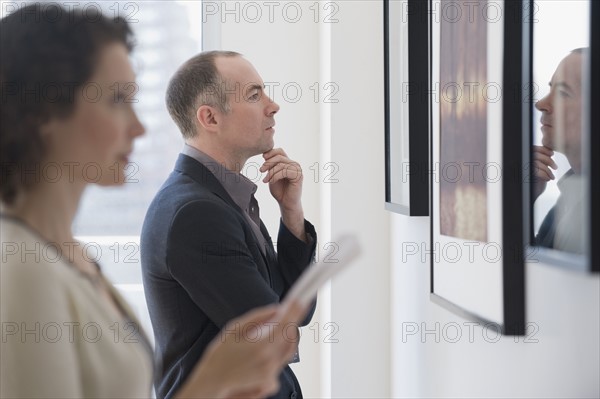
535, 93, 552, 113
129, 110, 146, 138
266, 97, 280, 115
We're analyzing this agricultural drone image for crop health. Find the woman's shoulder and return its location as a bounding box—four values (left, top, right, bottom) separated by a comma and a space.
1, 217, 75, 288
1, 217, 101, 325
1, 223, 80, 338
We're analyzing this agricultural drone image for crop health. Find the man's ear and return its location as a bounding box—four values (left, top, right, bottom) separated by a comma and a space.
196, 105, 219, 131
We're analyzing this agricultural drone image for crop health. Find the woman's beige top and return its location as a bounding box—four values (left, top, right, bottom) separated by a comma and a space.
1, 217, 153, 398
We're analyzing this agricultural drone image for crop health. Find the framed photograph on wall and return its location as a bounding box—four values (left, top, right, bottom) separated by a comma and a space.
384, 0, 429, 216
523, 0, 599, 273
430, 0, 526, 335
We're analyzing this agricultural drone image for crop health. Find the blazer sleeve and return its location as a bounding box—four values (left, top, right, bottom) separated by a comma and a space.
1, 261, 82, 398
274, 218, 318, 291
271, 219, 318, 326
165, 199, 280, 328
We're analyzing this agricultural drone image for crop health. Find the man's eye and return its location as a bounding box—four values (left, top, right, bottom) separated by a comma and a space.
558, 90, 571, 98
249, 92, 260, 101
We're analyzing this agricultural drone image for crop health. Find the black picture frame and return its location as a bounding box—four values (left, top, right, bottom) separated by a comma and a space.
429, 0, 526, 335
522, 0, 599, 273
384, 0, 429, 216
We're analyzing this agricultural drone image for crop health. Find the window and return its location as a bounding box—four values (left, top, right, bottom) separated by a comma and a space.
68, 0, 203, 341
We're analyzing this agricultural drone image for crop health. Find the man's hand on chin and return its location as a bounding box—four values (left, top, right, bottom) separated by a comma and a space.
260, 148, 307, 242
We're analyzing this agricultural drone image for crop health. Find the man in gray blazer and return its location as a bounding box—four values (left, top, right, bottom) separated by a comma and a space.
141, 51, 317, 399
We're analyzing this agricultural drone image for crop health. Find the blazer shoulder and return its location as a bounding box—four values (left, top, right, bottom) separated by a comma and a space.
170, 196, 244, 230
146, 170, 215, 213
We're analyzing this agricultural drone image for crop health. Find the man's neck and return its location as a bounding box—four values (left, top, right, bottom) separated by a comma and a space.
185, 141, 247, 173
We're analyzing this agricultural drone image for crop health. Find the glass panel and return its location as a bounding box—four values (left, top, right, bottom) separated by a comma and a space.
532, 0, 589, 256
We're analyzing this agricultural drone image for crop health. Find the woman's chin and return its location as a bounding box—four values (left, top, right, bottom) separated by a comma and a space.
96, 177, 126, 187
95, 163, 128, 186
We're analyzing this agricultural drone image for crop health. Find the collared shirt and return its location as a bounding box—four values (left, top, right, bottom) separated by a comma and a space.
182, 144, 268, 255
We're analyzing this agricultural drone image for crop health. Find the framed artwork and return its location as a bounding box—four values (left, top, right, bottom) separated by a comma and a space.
384, 0, 429, 216
523, 0, 599, 273
430, 0, 526, 335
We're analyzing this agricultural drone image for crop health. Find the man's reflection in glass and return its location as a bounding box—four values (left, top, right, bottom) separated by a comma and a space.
533, 48, 588, 254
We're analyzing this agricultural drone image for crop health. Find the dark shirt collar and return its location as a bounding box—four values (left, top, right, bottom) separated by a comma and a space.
182, 144, 257, 212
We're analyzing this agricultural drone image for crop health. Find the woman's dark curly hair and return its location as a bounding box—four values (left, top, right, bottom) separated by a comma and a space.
0, 3, 135, 204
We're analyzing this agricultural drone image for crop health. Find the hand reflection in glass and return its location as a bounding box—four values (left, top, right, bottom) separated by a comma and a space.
533, 48, 588, 254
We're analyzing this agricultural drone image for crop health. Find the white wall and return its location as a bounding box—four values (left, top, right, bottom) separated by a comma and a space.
392, 213, 600, 398
216, 1, 392, 397
329, 1, 391, 398
216, 0, 600, 397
